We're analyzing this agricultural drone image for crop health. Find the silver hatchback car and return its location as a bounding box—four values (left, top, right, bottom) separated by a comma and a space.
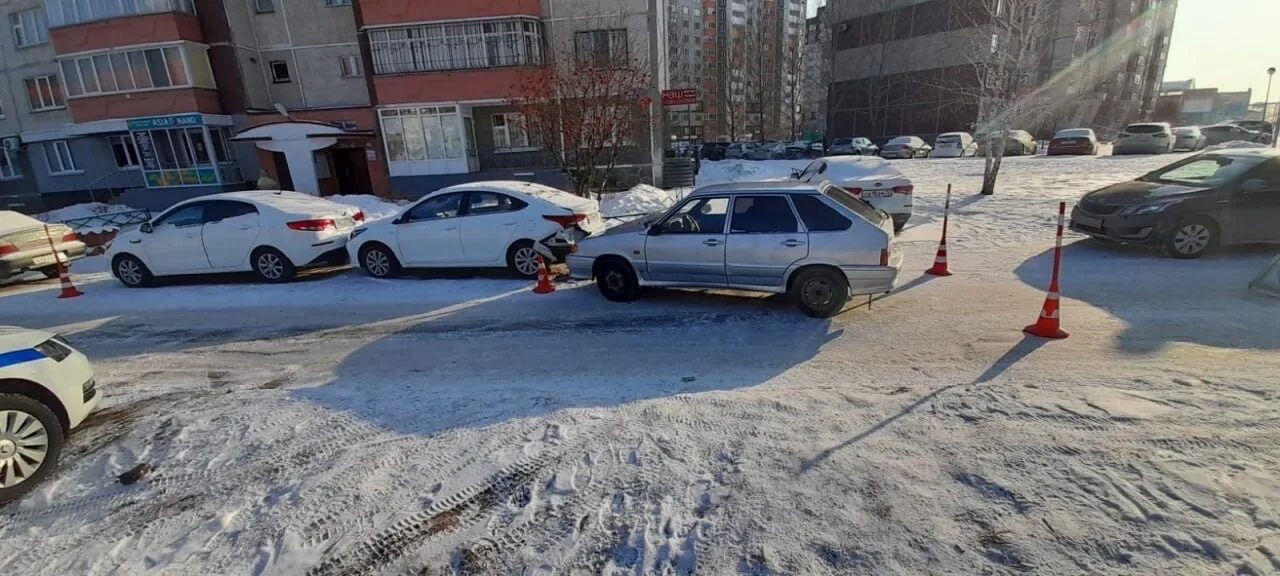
568, 181, 903, 317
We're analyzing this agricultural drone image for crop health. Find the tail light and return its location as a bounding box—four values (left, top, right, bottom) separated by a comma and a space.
892, 185, 913, 195
287, 219, 336, 231
542, 214, 587, 228
843, 187, 864, 196
880, 248, 890, 267
0, 243, 16, 256
62, 231, 79, 242
352, 211, 366, 223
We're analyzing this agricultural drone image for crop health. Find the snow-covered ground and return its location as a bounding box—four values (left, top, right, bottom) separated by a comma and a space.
2, 153, 1279, 575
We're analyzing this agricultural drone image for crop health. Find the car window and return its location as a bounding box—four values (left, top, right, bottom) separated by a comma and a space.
798, 160, 825, 181
656, 197, 728, 234
888, 137, 913, 145
465, 192, 525, 215
822, 183, 886, 225
1245, 160, 1280, 189
729, 195, 798, 234
407, 193, 462, 221
204, 201, 258, 222
1126, 124, 1166, 134
790, 194, 852, 232
154, 203, 205, 228
1146, 155, 1266, 186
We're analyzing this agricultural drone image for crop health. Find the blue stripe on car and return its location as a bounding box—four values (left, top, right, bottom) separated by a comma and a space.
0, 348, 45, 368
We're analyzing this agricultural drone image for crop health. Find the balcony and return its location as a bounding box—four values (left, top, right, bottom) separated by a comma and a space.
50, 1, 202, 55
67, 88, 221, 123
359, 0, 540, 28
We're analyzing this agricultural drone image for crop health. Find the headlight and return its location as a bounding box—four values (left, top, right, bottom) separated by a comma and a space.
349, 228, 367, 240
1121, 202, 1175, 216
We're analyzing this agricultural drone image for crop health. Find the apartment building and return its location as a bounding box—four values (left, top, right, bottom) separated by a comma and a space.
699, 0, 805, 142
666, 0, 704, 140
799, 4, 829, 138
826, 0, 1177, 140
0, 0, 662, 212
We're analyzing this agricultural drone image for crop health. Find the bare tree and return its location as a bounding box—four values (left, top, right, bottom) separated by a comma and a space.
509, 28, 651, 198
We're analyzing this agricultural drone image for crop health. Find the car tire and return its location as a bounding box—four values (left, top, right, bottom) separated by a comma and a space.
359, 243, 401, 279
252, 247, 296, 283
0, 393, 65, 506
39, 266, 60, 279
1163, 217, 1217, 259
791, 267, 849, 318
506, 240, 541, 278
112, 254, 153, 288
594, 258, 640, 302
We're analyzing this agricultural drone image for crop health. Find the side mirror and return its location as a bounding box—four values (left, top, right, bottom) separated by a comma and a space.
1240, 179, 1268, 194
646, 224, 663, 236
140, 223, 153, 234
790, 168, 802, 179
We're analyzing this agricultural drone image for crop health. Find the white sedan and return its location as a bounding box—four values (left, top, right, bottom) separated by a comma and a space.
792, 156, 914, 232
932, 132, 978, 157
0, 327, 100, 503
348, 181, 605, 278
109, 190, 363, 286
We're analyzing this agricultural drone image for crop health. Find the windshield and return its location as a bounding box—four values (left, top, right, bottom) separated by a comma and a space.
1141, 155, 1265, 185
887, 136, 913, 145
822, 184, 887, 225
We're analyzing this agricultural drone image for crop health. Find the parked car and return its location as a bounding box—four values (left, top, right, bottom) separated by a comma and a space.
1171, 126, 1207, 151
1069, 148, 1280, 258
1113, 122, 1175, 154
0, 327, 101, 503
0, 212, 87, 281
879, 136, 932, 159
749, 141, 787, 160
1200, 124, 1272, 146
1047, 128, 1100, 156
1228, 120, 1275, 136
700, 142, 729, 161
784, 141, 815, 159
725, 142, 754, 159
932, 132, 978, 157
349, 181, 605, 279
977, 130, 1037, 156
828, 137, 878, 156
567, 181, 902, 317
108, 190, 362, 287
791, 155, 914, 232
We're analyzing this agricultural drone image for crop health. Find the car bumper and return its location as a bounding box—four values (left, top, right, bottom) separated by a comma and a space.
1113, 143, 1168, 154
0, 241, 88, 278
880, 150, 912, 159
843, 251, 902, 295
931, 148, 966, 157
566, 254, 594, 279
37, 347, 100, 430
1047, 145, 1093, 155
287, 232, 351, 268
1068, 206, 1167, 244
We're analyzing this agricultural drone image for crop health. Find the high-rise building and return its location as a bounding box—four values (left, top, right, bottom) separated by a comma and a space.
825, 0, 1177, 140
666, 0, 705, 140
799, 5, 830, 138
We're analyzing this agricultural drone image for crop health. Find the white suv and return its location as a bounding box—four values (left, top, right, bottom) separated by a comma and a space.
0, 327, 100, 503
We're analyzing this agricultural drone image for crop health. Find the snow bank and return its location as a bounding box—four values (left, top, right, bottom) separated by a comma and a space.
600, 184, 677, 218
1205, 140, 1269, 151
36, 202, 142, 234
325, 194, 406, 222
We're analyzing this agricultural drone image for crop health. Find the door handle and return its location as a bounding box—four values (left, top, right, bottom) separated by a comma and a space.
502, 222, 517, 226
238, 225, 253, 230
781, 240, 806, 247
443, 226, 458, 231
702, 239, 723, 246
184, 233, 198, 238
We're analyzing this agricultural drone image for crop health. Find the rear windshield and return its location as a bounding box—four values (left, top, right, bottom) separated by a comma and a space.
887, 136, 913, 145
1126, 124, 1166, 134
832, 138, 853, 145
1055, 129, 1091, 138
820, 184, 887, 225
936, 134, 961, 143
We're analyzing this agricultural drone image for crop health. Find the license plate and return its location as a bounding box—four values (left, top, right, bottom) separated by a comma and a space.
1075, 216, 1101, 228
336, 217, 355, 228
861, 190, 893, 199
32, 254, 58, 266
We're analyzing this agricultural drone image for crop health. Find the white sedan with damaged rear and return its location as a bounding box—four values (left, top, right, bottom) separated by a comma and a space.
791, 155, 914, 232
1, 211, 88, 281
568, 181, 902, 318
347, 181, 605, 279
109, 190, 364, 286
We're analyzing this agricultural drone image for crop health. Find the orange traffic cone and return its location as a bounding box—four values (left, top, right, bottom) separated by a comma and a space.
532, 255, 555, 294
925, 185, 953, 276
44, 225, 83, 299
1024, 202, 1068, 339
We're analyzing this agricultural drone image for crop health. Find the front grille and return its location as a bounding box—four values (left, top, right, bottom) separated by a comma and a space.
1078, 198, 1120, 215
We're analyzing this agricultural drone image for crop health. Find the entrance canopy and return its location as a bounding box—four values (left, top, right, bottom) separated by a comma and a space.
232, 121, 373, 195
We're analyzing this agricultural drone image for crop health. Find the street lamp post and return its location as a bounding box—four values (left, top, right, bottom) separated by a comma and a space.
1267, 67, 1277, 147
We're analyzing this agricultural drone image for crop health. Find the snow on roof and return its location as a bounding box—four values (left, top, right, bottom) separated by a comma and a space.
691, 180, 823, 196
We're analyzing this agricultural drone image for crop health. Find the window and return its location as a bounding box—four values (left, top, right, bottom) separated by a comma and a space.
133, 127, 224, 187
465, 192, 524, 215
492, 113, 531, 150
25, 76, 63, 111
45, 141, 77, 174
791, 194, 852, 232
339, 55, 362, 77
0, 148, 21, 180
797, 160, 825, 181
369, 18, 543, 75
10, 9, 47, 48
46, 0, 195, 28
407, 193, 462, 221
730, 196, 798, 234
574, 29, 628, 68
109, 135, 140, 168
205, 201, 258, 221
379, 106, 469, 163
155, 203, 205, 228
657, 197, 728, 234
60, 45, 210, 97
255, 0, 274, 13
270, 60, 290, 83
1149, 155, 1264, 186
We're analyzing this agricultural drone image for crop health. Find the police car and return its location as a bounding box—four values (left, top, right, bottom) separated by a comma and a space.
0, 327, 100, 503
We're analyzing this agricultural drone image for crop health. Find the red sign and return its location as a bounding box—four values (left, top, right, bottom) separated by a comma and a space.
662, 88, 698, 106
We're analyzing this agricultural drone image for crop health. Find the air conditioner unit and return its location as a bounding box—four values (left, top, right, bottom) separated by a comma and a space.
1, 137, 20, 152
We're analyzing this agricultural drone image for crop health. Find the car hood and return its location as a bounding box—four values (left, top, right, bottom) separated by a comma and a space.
1085, 180, 1212, 204
594, 215, 654, 237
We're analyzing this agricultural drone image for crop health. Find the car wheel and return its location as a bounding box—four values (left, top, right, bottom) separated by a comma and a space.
1163, 217, 1216, 259
506, 240, 541, 278
39, 266, 60, 279
113, 254, 153, 288
359, 243, 401, 279
791, 267, 849, 318
0, 393, 65, 506
252, 247, 296, 283
594, 258, 640, 302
